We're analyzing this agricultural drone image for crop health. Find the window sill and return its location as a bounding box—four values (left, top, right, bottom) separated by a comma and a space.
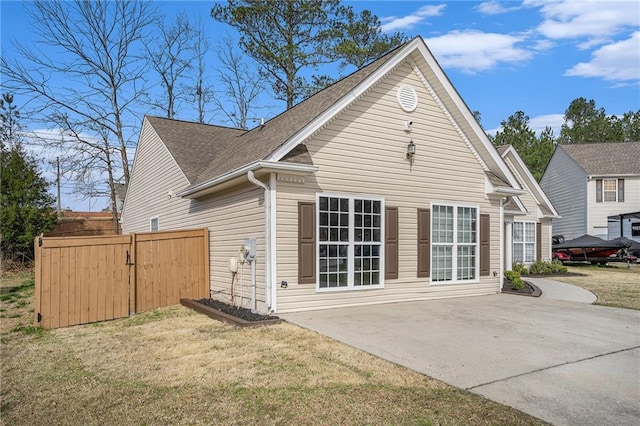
429, 279, 480, 285
316, 284, 384, 293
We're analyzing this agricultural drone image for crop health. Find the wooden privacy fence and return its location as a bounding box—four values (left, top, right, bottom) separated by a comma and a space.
34, 228, 209, 329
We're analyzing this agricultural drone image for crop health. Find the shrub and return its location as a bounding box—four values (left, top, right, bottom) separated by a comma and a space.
504, 270, 525, 290
512, 262, 528, 275
529, 260, 568, 274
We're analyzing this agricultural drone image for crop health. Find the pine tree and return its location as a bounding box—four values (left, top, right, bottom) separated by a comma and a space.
1, 94, 57, 262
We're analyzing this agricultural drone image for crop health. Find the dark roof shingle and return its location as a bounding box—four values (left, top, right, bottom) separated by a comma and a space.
146, 116, 245, 183
560, 142, 640, 175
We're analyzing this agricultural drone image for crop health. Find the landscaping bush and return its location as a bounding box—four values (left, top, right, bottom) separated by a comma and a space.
504, 270, 525, 290
512, 262, 528, 275
529, 260, 568, 274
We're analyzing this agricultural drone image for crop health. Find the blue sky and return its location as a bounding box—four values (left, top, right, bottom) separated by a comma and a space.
1, 0, 639, 211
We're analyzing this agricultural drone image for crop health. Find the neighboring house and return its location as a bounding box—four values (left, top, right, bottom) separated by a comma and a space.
540, 142, 640, 240
497, 145, 559, 267
122, 37, 528, 314
113, 183, 126, 213
46, 211, 121, 237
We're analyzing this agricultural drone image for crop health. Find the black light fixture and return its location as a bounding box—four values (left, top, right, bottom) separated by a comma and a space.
406, 139, 416, 163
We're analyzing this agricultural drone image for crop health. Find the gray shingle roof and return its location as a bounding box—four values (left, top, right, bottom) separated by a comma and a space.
560, 142, 640, 175
145, 116, 245, 183
145, 42, 405, 186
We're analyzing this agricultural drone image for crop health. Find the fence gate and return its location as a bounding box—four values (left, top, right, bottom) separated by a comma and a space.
34, 228, 209, 329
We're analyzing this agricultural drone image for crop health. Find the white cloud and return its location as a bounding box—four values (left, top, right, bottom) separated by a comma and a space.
527, 0, 640, 47
425, 30, 532, 73
565, 32, 640, 81
476, 1, 520, 15
529, 113, 565, 135
380, 4, 446, 32
487, 113, 565, 137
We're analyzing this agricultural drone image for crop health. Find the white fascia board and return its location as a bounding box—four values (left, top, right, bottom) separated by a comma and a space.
588, 173, 640, 178
486, 173, 527, 196
501, 145, 560, 217
177, 161, 317, 198
491, 186, 528, 196
414, 42, 521, 191
266, 38, 424, 162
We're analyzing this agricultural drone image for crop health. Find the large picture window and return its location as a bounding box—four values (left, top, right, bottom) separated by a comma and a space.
318, 195, 383, 290
513, 221, 536, 263
431, 204, 478, 283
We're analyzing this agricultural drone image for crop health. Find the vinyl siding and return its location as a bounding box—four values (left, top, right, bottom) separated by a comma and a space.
540, 147, 588, 239
503, 155, 553, 261
122, 120, 267, 311
275, 60, 502, 313
588, 176, 640, 239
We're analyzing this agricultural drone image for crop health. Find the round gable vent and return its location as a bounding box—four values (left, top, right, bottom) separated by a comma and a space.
397, 85, 418, 112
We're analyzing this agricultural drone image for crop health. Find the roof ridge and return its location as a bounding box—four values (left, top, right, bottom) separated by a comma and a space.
146, 115, 246, 132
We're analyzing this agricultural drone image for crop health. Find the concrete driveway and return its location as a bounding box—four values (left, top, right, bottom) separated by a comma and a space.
283, 294, 640, 425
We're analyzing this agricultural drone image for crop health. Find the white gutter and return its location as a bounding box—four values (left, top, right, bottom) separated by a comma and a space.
177, 161, 317, 198
247, 170, 271, 313
499, 197, 505, 292
269, 173, 277, 313
491, 186, 528, 196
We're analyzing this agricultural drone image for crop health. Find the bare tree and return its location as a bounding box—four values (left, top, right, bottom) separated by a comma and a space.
190, 23, 215, 124
146, 12, 195, 119
213, 36, 266, 130
1, 0, 155, 223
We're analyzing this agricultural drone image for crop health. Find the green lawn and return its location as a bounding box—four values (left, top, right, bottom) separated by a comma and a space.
1, 270, 546, 425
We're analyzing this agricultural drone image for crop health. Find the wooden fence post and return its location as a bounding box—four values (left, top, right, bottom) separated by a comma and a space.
34, 236, 42, 326
129, 233, 136, 315
203, 228, 210, 299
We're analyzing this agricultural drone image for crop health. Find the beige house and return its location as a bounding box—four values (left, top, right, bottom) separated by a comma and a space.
122, 37, 537, 314
497, 145, 559, 268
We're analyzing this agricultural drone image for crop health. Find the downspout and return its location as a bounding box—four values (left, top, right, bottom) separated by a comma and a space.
247, 171, 271, 312
499, 197, 505, 292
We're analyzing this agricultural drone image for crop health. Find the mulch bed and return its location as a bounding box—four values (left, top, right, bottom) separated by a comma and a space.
502, 279, 541, 297
180, 298, 283, 327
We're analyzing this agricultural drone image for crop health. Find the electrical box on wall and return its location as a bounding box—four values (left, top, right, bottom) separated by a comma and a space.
244, 238, 256, 262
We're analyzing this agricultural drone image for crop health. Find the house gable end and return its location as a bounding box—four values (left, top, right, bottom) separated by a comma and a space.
121, 118, 191, 232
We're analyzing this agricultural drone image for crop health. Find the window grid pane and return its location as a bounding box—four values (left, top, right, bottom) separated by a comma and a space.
433, 205, 453, 243
457, 246, 476, 280
432, 246, 452, 281
457, 207, 476, 244
318, 195, 383, 289
603, 179, 617, 202
432, 205, 477, 282
513, 221, 536, 264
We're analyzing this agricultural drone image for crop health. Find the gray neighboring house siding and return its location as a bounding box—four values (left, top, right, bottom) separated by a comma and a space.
540, 146, 587, 239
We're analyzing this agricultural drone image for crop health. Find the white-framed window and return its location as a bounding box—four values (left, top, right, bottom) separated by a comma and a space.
317, 194, 384, 290
602, 178, 618, 202
513, 221, 536, 263
150, 216, 159, 232
431, 204, 478, 283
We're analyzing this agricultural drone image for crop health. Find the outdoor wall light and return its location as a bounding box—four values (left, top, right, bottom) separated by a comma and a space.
406, 139, 416, 163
